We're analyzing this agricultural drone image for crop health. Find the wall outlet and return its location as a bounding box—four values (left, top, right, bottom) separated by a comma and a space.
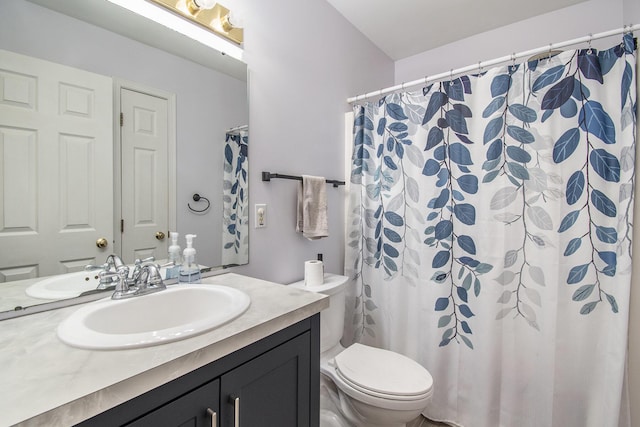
255, 204, 267, 228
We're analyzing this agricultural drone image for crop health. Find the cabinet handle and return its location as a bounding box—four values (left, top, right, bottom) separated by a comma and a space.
231, 396, 240, 427
206, 408, 217, 427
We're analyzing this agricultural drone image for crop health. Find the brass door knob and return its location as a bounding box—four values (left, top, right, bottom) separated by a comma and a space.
155, 231, 166, 240
96, 238, 108, 248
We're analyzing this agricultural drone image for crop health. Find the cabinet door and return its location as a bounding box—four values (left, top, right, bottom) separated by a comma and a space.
125, 379, 220, 427
221, 332, 311, 427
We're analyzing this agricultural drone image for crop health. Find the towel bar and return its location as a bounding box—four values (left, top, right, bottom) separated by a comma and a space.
261, 171, 345, 187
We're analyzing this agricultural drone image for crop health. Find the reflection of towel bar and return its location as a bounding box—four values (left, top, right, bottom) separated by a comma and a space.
261, 171, 345, 188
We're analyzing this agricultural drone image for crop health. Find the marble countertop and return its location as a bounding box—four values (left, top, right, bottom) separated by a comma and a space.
0, 275, 63, 314
0, 273, 328, 427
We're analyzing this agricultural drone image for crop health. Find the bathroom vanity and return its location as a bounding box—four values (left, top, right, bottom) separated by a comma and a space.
0, 274, 328, 426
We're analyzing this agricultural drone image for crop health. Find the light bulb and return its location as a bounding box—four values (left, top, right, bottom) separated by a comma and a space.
220, 10, 244, 32
194, 0, 216, 9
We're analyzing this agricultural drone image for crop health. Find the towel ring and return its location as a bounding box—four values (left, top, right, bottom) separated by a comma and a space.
188, 193, 210, 213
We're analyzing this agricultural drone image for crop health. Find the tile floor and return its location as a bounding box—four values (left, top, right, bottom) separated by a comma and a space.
407, 416, 452, 427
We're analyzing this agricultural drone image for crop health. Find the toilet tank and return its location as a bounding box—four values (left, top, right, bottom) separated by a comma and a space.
290, 274, 349, 353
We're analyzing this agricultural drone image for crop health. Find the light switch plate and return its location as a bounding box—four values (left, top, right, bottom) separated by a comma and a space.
255, 204, 267, 228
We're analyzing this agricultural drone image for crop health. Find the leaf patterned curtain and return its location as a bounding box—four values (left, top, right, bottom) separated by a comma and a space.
221, 130, 249, 266
345, 35, 637, 427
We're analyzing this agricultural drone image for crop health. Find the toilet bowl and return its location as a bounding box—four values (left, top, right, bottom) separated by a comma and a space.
290, 274, 433, 427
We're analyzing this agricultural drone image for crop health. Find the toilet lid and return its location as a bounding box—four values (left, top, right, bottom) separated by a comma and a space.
334, 343, 433, 397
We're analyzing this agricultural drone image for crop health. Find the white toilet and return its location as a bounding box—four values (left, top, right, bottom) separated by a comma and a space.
291, 274, 433, 427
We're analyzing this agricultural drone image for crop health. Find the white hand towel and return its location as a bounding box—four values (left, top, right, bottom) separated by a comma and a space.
296, 175, 328, 240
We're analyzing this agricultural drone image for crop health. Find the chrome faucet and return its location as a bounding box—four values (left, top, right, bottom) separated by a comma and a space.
118, 257, 155, 287
105, 254, 125, 270
101, 269, 135, 299
135, 264, 166, 296
86, 255, 168, 298
110, 260, 173, 300
85, 254, 126, 289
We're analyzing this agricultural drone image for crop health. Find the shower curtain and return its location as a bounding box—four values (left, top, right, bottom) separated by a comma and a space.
221, 129, 249, 266
345, 35, 637, 427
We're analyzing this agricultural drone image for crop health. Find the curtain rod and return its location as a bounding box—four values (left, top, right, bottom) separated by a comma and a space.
347, 24, 640, 104
228, 125, 248, 132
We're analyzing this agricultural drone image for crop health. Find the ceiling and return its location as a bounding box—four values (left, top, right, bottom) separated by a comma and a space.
326, 0, 588, 61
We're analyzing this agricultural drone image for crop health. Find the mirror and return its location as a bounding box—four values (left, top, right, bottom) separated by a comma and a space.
0, 0, 249, 317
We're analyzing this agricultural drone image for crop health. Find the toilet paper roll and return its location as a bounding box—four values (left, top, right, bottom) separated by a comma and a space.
304, 260, 324, 286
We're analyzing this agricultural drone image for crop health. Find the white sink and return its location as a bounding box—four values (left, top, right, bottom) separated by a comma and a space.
57, 284, 251, 350
25, 271, 102, 300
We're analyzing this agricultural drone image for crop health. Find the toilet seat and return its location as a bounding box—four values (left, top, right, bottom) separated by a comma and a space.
325, 343, 433, 411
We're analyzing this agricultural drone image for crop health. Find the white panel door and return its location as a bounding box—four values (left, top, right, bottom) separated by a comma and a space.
120, 88, 168, 263
0, 50, 113, 280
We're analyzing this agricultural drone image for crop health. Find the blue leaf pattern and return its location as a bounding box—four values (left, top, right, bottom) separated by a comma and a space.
346, 38, 636, 350
590, 149, 621, 182
532, 65, 564, 91
542, 76, 575, 110
566, 171, 585, 205
221, 131, 249, 265
491, 74, 512, 97
553, 128, 580, 163
579, 100, 616, 144
578, 52, 604, 83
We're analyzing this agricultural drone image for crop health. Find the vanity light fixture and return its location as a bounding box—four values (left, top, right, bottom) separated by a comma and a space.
186, 0, 216, 15
104, 0, 243, 61
149, 0, 244, 45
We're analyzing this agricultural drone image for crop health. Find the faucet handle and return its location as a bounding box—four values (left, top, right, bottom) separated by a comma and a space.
97, 268, 122, 287
158, 261, 175, 269
134, 256, 155, 266
96, 269, 126, 292
85, 262, 109, 272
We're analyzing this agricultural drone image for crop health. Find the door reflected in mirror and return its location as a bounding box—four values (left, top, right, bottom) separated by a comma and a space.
0, 0, 249, 317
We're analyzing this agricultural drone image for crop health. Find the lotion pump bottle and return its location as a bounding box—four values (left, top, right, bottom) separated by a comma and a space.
166, 232, 181, 279
179, 234, 201, 283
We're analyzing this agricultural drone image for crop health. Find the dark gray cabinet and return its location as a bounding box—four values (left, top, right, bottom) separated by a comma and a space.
220, 332, 310, 427
77, 315, 320, 427
126, 379, 220, 427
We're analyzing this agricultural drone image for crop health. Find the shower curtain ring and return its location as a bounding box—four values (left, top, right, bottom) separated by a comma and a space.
587, 33, 593, 54
477, 61, 483, 76
510, 53, 516, 71
449, 69, 454, 85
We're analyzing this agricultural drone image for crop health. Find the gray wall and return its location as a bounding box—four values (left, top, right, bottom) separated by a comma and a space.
232, 0, 394, 283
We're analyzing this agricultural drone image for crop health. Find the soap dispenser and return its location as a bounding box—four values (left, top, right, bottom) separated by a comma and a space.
179, 234, 201, 283
166, 231, 182, 279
